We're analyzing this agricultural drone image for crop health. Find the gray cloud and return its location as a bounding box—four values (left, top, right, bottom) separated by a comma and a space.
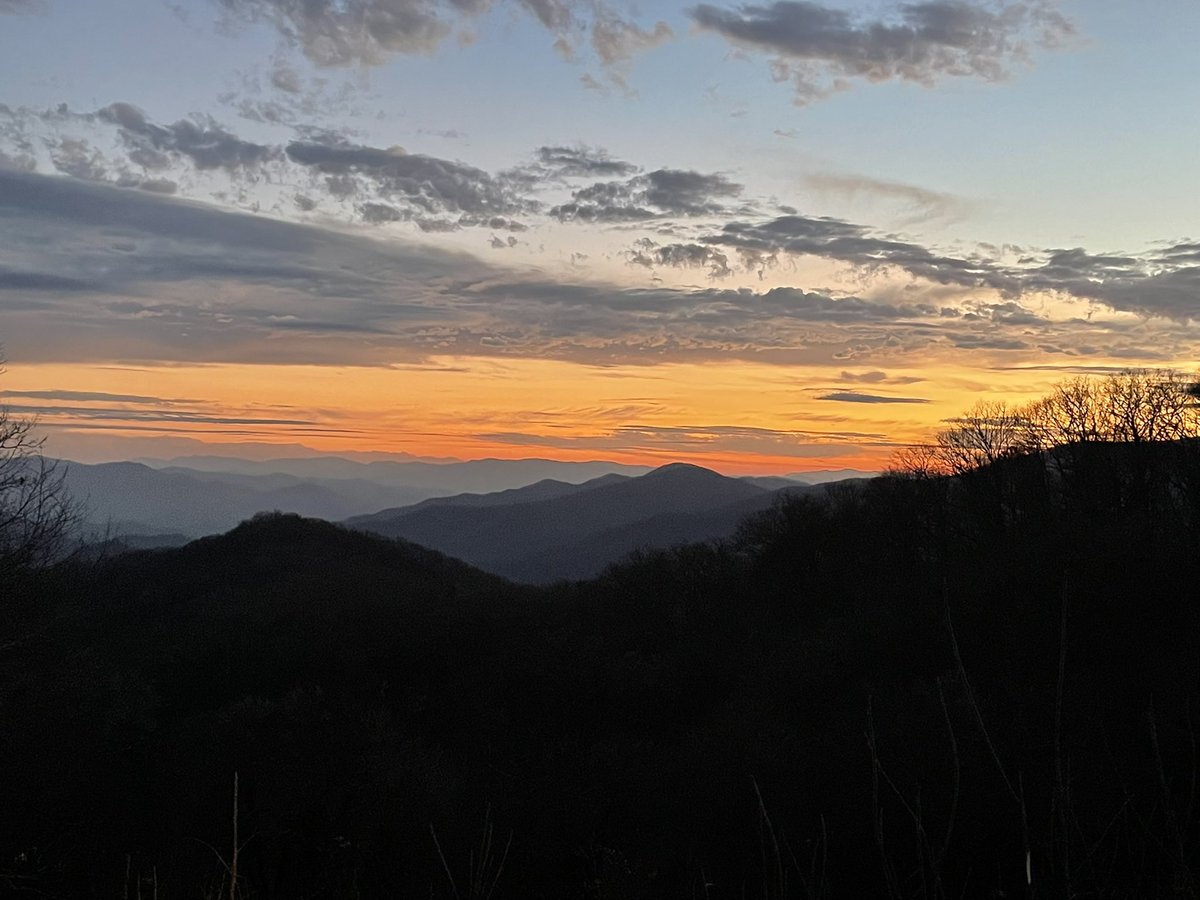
215, 0, 668, 81
696, 213, 1025, 293
817, 391, 929, 404
0, 267, 97, 292
287, 138, 534, 224
552, 168, 743, 222
98, 102, 278, 172
628, 240, 731, 278
534, 145, 638, 179
1, 389, 203, 404
689, 0, 1075, 103
217, 0, 462, 66
0, 170, 960, 367
7, 163, 1200, 373
46, 137, 109, 181
0, 0, 43, 12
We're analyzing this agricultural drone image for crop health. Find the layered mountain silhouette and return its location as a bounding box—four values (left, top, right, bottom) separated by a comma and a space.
347, 462, 829, 582
135, 454, 652, 493
60, 457, 650, 539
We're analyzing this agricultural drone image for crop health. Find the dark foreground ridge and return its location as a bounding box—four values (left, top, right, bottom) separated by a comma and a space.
7, 421, 1200, 895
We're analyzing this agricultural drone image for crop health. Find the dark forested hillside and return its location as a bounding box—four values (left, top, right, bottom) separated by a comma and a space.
7, 374, 1200, 898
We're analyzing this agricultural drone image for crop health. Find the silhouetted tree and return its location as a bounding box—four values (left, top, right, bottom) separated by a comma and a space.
0, 379, 77, 575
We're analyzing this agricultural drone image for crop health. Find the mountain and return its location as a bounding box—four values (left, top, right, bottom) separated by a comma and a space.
740, 475, 810, 490
363, 472, 634, 519
136, 454, 652, 493
348, 463, 778, 582
785, 468, 877, 483
61, 460, 436, 538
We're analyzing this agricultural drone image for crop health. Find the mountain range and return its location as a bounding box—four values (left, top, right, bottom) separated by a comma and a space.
62, 454, 862, 580
60, 456, 653, 538
348, 462, 842, 583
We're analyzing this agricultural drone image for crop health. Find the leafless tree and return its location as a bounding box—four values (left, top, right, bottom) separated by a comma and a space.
0, 370, 79, 573
931, 400, 1037, 476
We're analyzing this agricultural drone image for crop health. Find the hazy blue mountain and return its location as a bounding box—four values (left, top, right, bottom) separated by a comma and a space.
496, 481, 836, 583
137, 454, 652, 493
62, 460, 434, 538
348, 463, 773, 582
785, 468, 877, 483
740, 475, 810, 490
364, 472, 634, 520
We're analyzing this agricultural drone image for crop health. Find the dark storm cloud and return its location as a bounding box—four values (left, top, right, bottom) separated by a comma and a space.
688, 0, 1075, 102
816, 391, 929, 404
98, 102, 278, 173
552, 168, 743, 222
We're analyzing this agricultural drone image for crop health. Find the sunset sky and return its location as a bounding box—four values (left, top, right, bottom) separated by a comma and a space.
2, 0, 1199, 473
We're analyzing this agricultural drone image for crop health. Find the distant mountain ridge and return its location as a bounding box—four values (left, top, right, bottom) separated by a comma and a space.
348, 462, 832, 583
61, 456, 651, 540
135, 454, 653, 492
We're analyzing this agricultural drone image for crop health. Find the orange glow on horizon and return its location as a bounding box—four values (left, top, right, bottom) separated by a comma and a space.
6, 355, 1186, 474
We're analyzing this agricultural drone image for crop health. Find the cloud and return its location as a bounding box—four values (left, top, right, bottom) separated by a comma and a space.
816, 391, 929, 404
0, 0, 43, 12
4, 403, 322, 428
1, 389, 203, 404
805, 172, 967, 224
0, 170, 966, 368
552, 168, 743, 222
287, 138, 534, 224
627, 240, 731, 278
217, 0, 463, 66
591, 14, 672, 65
8, 148, 1200, 376
479, 422, 895, 457
697, 213, 1020, 292
838, 370, 923, 384
0, 268, 98, 292
534, 145, 638, 179
98, 102, 278, 172
589, 13, 674, 90
214, 0, 670, 82
688, 0, 1076, 103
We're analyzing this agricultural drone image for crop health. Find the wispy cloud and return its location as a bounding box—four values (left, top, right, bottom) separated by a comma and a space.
1, 389, 203, 404
816, 391, 930, 404
805, 172, 969, 224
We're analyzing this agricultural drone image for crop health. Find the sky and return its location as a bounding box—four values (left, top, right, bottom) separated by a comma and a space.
2, 0, 1199, 473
